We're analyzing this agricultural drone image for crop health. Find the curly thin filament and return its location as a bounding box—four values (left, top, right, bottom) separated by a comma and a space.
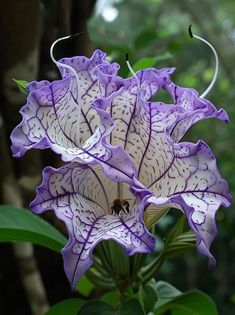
125, 53, 140, 87
50, 34, 82, 144
188, 25, 219, 99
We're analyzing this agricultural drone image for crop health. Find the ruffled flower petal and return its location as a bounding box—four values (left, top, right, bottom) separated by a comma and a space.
95, 68, 175, 167
10, 50, 138, 181
58, 49, 119, 80
30, 163, 155, 289
11, 50, 121, 157
164, 82, 228, 141
133, 140, 232, 264
26, 80, 50, 92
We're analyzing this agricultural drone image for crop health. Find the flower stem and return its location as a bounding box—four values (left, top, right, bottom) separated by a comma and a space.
95, 242, 114, 276
108, 240, 130, 278
133, 253, 165, 289
93, 255, 111, 277
86, 268, 115, 289
130, 253, 147, 282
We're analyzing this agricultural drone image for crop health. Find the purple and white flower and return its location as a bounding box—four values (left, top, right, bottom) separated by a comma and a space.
10, 49, 172, 288
11, 36, 232, 288
30, 162, 155, 289
10, 50, 136, 181
100, 69, 231, 266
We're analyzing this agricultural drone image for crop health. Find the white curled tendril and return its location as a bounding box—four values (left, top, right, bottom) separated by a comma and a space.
50, 34, 82, 145
188, 25, 219, 99
125, 53, 141, 87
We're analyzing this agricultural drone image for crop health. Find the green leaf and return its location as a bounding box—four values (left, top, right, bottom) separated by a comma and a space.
77, 300, 113, 315
174, 231, 197, 243
101, 290, 120, 308
154, 52, 173, 63
155, 290, 218, 315
86, 268, 115, 289
154, 282, 218, 315
139, 282, 158, 313
163, 242, 195, 259
165, 215, 186, 247
78, 299, 145, 315
45, 298, 85, 315
119, 299, 145, 315
13, 79, 29, 95
132, 56, 158, 73
164, 221, 196, 258
76, 274, 95, 297
155, 281, 182, 309
131, 52, 172, 73
0, 205, 66, 252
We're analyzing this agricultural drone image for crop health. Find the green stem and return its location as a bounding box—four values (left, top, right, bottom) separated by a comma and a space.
130, 253, 147, 282
86, 269, 115, 289
108, 240, 130, 278
133, 253, 165, 289
93, 255, 111, 276
95, 242, 114, 276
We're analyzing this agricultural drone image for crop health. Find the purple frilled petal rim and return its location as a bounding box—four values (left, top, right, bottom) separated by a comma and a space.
164, 81, 229, 141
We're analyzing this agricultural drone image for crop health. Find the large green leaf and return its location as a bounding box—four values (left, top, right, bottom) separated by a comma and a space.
78, 300, 113, 315
76, 275, 95, 297
45, 298, 85, 315
154, 281, 182, 309
139, 282, 158, 313
78, 299, 145, 315
154, 282, 218, 315
0, 205, 66, 252
119, 299, 145, 315
100, 290, 120, 308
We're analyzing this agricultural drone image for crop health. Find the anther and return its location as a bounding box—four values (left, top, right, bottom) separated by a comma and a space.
188, 25, 219, 99
188, 25, 193, 38
70, 32, 83, 40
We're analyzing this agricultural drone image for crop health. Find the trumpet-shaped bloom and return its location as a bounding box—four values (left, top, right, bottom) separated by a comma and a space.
10, 51, 173, 289
10, 50, 138, 182
11, 46, 232, 281
99, 71, 232, 265
30, 163, 155, 289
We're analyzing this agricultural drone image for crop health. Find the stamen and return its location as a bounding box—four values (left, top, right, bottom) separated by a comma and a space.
50, 33, 81, 78
188, 25, 219, 99
125, 53, 140, 87
50, 34, 82, 145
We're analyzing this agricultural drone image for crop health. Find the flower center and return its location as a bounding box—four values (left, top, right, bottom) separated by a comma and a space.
111, 199, 130, 216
